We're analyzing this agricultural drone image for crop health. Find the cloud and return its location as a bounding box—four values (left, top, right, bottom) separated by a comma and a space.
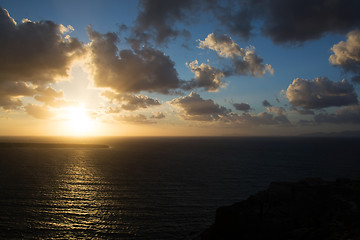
88, 28, 182, 94
0, 8, 84, 84
292, 107, 315, 115
198, 33, 273, 77
127, 1, 360, 45
224, 111, 290, 126
0, 8, 83, 111
151, 112, 166, 119
286, 77, 358, 109
132, 0, 196, 44
104, 107, 121, 114
0, 81, 37, 110
0, 82, 73, 110
329, 30, 360, 83
210, 0, 360, 44
34, 87, 64, 104
170, 91, 230, 121
267, 106, 286, 116
233, 48, 274, 77
233, 102, 251, 112
115, 114, 156, 124
102, 90, 161, 111
265, 106, 290, 124
314, 104, 360, 124
24, 104, 53, 119
133, 0, 360, 45
34, 86, 77, 108
262, 100, 272, 107
352, 75, 360, 84
183, 60, 226, 92
198, 33, 244, 58
170, 91, 290, 125
0, 96, 22, 110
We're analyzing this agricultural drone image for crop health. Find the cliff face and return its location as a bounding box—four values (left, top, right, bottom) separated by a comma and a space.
197, 178, 360, 240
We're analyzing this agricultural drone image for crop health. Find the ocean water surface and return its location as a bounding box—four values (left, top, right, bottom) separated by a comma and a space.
0, 137, 359, 239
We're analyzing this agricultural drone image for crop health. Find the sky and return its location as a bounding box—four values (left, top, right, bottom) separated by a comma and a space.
0, 0, 360, 136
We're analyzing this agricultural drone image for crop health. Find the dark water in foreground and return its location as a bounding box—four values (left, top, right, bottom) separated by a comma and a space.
0, 137, 359, 239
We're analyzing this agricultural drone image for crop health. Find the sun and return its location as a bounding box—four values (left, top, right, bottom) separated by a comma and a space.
64, 105, 96, 136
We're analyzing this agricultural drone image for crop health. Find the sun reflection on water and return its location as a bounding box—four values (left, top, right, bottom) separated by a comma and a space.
38, 149, 135, 238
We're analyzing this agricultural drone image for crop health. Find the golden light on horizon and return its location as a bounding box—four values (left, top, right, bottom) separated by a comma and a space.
64, 105, 96, 136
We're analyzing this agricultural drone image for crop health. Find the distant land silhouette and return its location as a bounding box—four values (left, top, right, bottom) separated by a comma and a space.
298, 130, 360, 138
0, 142, 109, 149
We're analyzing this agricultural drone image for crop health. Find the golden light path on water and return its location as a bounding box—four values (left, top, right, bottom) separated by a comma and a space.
39, 149, 135, 238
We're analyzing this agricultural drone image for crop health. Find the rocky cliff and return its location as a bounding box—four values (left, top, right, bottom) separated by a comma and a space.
197, 178, 360, 240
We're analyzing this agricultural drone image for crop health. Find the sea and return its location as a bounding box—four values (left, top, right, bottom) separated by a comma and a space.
0, 136, 359, 239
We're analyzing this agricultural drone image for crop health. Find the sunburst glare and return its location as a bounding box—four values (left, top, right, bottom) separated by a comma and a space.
65, 105, 95, 136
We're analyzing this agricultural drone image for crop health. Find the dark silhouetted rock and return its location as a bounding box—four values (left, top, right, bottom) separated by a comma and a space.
196, 178, 360, 240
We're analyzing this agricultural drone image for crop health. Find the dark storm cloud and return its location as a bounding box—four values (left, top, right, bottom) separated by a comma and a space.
260, 0, 360, 43
330, 30, 360, 83
233, 102, 251, 112
132, 0, 196, 44
170, 91, 230, 121
132, 0, 360, 45
88, 28, 182, 94
101, 91, 161, 111
352, 75, 360, 84
286, 77, 358, 109
210, 0, 360, 44
314, 104, 360, 124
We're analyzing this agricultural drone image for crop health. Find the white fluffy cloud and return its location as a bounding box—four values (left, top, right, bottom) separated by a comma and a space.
183, 60, 226, 92
198, 33, 244, 58
329, 30, 360, 83
198, 33, 273, 77
329, 30, 360, 72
